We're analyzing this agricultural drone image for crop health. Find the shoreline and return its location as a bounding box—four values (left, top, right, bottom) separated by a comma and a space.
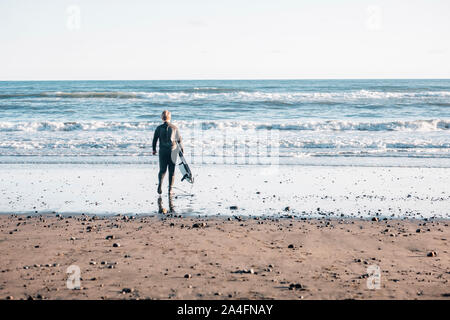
2, 212, 450, 221
1, 164, 448, 219
1, 214, 448, 300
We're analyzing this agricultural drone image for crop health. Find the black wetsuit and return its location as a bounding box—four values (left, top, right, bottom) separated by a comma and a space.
152, 122, 183, 190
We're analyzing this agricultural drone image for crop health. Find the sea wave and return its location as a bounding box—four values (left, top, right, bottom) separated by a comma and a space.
1, 141, 449, 159
1, 89, 450, 102
0, 92, 140, 99
0, 119, 448, 132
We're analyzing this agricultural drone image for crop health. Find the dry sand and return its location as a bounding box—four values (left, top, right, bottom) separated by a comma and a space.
0, 214, 449, 300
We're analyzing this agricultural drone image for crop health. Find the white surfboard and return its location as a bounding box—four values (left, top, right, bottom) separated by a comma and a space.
176, 142, 194, 184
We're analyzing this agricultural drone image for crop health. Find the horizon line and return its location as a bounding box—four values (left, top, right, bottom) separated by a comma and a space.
1, 77, 450, 82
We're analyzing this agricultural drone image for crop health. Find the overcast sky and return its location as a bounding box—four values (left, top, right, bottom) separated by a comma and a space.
1, 0, 449, 80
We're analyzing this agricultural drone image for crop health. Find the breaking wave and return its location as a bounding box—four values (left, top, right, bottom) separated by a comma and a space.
1, 89, 450, 102
0, 119, 448, 132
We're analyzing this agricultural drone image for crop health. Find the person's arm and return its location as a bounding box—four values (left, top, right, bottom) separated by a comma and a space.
176, 129, 184, 154
152, 126, 159, 155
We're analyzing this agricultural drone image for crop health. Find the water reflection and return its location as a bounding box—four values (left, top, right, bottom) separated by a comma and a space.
157, 194, 175, 214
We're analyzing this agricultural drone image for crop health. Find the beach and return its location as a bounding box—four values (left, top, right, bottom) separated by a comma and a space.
0, 79, 449, 300
0, 214, 449, 300
0, 163, 449, 300
2, 0, 450, 305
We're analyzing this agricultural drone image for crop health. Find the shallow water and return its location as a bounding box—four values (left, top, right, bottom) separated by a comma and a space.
1, 163, 448, 218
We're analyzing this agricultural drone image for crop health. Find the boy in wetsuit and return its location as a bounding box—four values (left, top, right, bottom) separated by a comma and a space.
152, 110, 183, 194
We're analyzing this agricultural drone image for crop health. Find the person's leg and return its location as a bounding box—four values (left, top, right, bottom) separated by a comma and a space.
168, 152, 176, 193
158, 150, 168, 194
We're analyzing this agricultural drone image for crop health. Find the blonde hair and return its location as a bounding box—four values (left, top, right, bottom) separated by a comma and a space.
161, 110, 171, 121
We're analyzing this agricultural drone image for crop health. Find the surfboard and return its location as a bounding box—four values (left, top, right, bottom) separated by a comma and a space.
176, 142, 194, 184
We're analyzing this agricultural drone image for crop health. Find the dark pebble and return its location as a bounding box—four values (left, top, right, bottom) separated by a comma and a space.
427, 251, 437, 257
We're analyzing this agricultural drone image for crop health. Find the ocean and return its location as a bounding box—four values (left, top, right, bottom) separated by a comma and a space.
0, 79, 449, 167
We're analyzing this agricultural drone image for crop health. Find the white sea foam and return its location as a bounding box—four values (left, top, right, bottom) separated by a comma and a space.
2, 89, 450, 102
0, 119, 448, 132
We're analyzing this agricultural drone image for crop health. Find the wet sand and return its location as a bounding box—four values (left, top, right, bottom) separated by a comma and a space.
0, 214, 449, 300
1, 164, 449, 219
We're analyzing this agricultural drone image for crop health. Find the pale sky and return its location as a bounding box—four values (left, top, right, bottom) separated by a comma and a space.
1, 0, 449, 80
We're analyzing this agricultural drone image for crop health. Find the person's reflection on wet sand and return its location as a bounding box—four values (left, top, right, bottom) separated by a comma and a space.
157, 194, 175, 214
168, 193, 175, 213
